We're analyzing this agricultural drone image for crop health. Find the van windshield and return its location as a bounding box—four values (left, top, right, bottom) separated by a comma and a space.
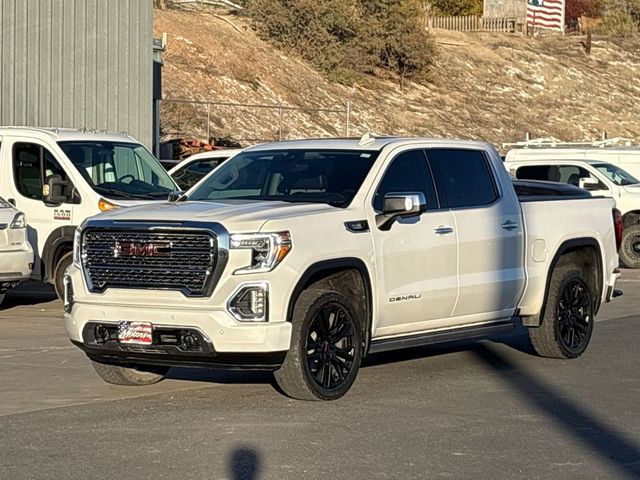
188, 149, 379, 207
58, 141, 176, 200
593, 163, 640, 186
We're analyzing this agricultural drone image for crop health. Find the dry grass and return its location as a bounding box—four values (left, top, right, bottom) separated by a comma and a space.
154, 9, 640, 147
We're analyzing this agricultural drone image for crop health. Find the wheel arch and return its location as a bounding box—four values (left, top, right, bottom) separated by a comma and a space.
42, 225, 77, 283
287, 258, 373, 355
523, 238, 603, 327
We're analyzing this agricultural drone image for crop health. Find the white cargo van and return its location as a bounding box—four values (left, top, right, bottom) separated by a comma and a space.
0, 127, 178, 297
506, 147, 640, 179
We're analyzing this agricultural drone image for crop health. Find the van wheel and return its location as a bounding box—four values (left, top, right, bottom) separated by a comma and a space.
619, 224, 640, 269
529, 264, 594, 359
54, 252, 73, 299
90, 358, 169, 386
274, 289, 362, 401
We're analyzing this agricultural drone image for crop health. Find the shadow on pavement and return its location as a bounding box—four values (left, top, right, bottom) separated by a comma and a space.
1, 281, 57, 309
229, 446, 261, 480
473, 342, 640, 478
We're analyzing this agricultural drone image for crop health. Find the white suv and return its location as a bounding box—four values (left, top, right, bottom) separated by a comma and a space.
0, 196, 33, 306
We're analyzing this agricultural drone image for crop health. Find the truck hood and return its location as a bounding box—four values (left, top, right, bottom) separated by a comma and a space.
622, 184, 640, 195
94, 200, 340, 232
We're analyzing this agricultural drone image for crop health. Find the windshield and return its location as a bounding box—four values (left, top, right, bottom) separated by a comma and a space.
593, 162, 640, 186
188, 149, 380, 207
58, 141, 176, 200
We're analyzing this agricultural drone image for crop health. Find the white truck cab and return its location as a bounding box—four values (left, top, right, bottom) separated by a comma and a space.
0, 127, 178, 296
504, 155, 640, 268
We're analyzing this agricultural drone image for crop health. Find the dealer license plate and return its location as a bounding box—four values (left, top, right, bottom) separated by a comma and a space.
117, 321, 153, 345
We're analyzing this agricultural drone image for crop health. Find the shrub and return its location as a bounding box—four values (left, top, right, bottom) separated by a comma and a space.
427, 0, 483, 16
247, 0, 435, 87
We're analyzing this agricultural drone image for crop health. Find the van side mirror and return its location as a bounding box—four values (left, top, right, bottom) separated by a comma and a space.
43, 174, 69, 206
376, 192, 427, 231
579, 178, 602, 191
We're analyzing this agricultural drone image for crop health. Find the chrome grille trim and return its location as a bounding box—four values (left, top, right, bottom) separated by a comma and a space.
80, 220, 229, 297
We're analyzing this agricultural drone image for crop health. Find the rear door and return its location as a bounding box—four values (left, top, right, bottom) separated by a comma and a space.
428, 148, 525, 321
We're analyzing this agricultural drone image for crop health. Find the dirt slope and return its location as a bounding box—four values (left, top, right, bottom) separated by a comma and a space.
154, 9, 640, 148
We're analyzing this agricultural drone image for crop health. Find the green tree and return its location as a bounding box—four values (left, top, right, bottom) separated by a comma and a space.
427, 0, 483, 16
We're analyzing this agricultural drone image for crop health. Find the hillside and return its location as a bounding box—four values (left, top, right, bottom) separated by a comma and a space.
154, 8, 640, 148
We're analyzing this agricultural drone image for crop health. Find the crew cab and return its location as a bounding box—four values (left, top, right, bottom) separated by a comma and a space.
504, 155, 640, 268
0, 196, 33, 307
0, 127, 178, 297
65, 137, 622, 400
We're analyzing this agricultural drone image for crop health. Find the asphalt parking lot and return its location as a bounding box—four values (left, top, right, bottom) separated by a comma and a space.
0, 272, 639, 480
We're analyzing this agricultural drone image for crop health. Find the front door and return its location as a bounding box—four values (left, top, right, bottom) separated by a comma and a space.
6, 140, 76, 276
369, 149, 458, 338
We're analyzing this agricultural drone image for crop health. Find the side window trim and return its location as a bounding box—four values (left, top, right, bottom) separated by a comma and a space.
426, 148, 501, 210
371, 148, 441, 212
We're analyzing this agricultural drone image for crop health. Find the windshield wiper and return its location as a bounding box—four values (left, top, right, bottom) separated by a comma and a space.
93, 186, 138, 199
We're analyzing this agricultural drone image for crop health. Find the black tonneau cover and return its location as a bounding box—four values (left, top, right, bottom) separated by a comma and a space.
512, 179, 592, 200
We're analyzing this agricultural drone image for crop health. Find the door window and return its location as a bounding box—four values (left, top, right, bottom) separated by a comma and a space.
373, 150, 438, 212
515, 164, 607, 190
13, 143, 69, 201
428, 149, 499, 208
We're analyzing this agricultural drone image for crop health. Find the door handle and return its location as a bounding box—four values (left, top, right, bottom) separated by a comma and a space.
501, 220, 519, 231
434, 226, 454, 235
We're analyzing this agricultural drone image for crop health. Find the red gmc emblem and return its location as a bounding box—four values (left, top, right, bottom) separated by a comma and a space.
114, 241, 171, 258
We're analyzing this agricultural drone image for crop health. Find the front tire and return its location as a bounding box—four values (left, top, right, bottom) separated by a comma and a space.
90, 359, 169, 386
619, 224, 640, 269
54, 252, 73, 300
274, 289, 363, 401
529, 264, 595, 359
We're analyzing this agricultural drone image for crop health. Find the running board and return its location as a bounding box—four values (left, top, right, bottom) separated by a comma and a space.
368, 321, 515, 355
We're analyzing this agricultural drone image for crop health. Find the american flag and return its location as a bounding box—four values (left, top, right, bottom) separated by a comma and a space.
527, 0, 565, 31
117, 321, 153, 344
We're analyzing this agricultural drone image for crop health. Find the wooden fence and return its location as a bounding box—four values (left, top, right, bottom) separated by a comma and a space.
429, 15, 518, 33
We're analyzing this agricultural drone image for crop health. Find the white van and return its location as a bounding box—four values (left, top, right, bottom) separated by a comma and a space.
504, 155, 640, 268
0, 127, 178, 297
506, 147, 640, 179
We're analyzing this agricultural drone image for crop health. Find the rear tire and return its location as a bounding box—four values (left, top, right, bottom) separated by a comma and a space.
54, 252, 73, 300
274, 289, 363, 401
90, 359, 169, 386
619, 224, 640, 269
529, 263, 595, 359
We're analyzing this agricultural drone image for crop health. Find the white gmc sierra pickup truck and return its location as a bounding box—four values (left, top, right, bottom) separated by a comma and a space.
65, 137, 622, 400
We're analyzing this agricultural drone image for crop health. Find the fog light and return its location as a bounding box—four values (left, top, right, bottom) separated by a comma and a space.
63, 275, 74, 314
227, 283, 269, 322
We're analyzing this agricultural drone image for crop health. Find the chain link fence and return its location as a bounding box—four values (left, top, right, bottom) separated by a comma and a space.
159, 98, 352, 147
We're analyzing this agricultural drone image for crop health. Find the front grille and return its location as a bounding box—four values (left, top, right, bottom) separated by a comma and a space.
82, 229, 217, 296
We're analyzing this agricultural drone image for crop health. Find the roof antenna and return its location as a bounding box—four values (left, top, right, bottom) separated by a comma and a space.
358, 132, 375, 146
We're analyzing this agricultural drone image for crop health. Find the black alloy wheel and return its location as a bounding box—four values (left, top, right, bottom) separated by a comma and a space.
305, 303, 357, 390
555, 278, 592, 355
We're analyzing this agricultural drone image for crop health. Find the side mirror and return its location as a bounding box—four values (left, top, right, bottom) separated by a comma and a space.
376, 192, 427, 231
579, 178, 601, 191
42, 174, 69, 206
168, 191, 186, 202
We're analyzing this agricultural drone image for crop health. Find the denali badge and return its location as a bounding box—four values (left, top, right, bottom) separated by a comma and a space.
389, 294, 422, 303
114, 241, 171, 258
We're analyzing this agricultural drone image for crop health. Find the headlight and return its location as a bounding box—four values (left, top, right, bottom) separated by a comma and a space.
73, 221, 87, 268
10, 212, 27, 229
230, 232, 292, 275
